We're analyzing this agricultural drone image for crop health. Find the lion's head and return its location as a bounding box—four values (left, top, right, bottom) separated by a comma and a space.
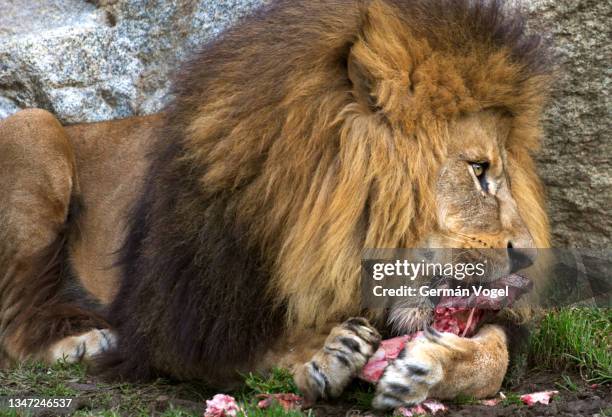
343, 0, 552, 331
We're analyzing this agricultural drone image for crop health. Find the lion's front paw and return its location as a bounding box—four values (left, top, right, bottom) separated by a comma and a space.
48, 328, 117, 363
372, 325, 508, 409
372, 328, 446, 409
295, 317, 381, 403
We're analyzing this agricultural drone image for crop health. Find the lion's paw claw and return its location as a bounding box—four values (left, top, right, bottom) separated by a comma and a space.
49, 328, 117, 363
297, 317, 380, 402
372, 335, 445, 409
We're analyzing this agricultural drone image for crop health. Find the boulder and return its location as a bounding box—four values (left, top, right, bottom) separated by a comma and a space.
0, 0, 264, 122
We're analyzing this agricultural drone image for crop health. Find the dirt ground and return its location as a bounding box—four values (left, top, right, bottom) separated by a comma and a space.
310, 371, 611, 417
15, 371, 607, 417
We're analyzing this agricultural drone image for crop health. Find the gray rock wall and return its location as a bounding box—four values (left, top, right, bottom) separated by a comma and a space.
0, 0, 610, 248
525, 0, 611, 248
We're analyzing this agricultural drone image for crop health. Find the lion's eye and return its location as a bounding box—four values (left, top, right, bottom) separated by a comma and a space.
471, 162, 487, 178
470, 162, 490, 192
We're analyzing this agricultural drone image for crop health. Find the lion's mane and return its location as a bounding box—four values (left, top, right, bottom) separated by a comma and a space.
102, 0, 552, 382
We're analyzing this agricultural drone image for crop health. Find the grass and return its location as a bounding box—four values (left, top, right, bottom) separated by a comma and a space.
499, 392, 524, 407
341, 382, 376, 409
0, 360, 83, 397
241, 368, 299, 396
451, 394, 479, 406
0, 411, 25, 417
238, 403, 313, 417
236, 368, 310, 417
555, 374, 580, 392
529, 308, 611, 384
0, 308, 609, 416
0, 364, 312, 417
0, 360, 211, 417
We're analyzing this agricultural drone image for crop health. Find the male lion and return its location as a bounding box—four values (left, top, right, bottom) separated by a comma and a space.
0, 0, 552, 409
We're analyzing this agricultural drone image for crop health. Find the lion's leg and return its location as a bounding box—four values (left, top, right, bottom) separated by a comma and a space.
0, 109, 113, 365
264, 318, 381, 404
372, 325, 508, 409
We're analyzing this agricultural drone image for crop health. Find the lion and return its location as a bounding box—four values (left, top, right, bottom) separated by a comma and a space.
0, 0, 552, 409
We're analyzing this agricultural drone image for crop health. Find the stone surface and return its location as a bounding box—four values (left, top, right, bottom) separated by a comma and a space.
0, 0, 609, 247
0, 0, 101, 37
0, 0, 265, 122
525, 0, 611, 248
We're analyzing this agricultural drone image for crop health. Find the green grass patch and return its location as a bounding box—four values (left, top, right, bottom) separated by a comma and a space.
236, 368, 311, 416
238, 403, 313, 417
157, 406, 201, 417
241, 367, 299, 396
342, 382, 375, 409
529, 308, 611, 384
0, 363, 311, 417
451, 394, 479, 406
555, 374, 580, 392
0, 360, 83, 397
0, 360, 209, 417
500, 391, 524, 407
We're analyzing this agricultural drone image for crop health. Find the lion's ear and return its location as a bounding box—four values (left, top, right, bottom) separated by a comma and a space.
347, 44, 380, 113
347, 0, 415, 116
347, 0, 401, 114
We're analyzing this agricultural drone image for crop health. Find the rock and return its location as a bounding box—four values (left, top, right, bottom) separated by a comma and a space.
525, 0, 611, 248
0, 0, 609, 247
0, 0, 265, 123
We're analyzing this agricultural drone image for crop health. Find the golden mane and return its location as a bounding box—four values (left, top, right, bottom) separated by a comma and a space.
169, 0, 553, 330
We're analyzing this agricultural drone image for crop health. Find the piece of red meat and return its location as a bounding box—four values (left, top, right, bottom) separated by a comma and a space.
359, 307, 477, 383
360, 274, 532, 383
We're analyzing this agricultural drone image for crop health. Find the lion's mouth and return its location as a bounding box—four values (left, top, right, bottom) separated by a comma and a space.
433, 273, 533, 310
429, 274, 533, 336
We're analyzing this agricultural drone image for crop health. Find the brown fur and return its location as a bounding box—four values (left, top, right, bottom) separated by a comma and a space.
64, 115, 162, 303
0, 0, 552, 403
0, 110, 108, 361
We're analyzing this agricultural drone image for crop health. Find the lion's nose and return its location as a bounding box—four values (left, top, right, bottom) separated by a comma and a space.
507, 242, 537, 272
